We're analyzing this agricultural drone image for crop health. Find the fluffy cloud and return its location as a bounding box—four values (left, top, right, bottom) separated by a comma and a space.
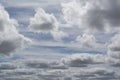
0, 4, 31, 56
62, 0, 120, 32
61, 53, 104, 67
75, 33, 103, 49
107, 34, 120, 67
29, 8, 58, 33
29, 8, 68, 41
107, 34, 120, 59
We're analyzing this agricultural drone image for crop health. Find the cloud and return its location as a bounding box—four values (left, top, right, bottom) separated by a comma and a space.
106, 34, 120, 67
0, 63, 17, 70
73, 68, 119, 80
107, 34, 120, 59
29, 8, 68, 41
61, 53, 104, 67
62, 0, 120, 32
24, 59, 68, 69
29, 8, 58, 33
75, 33, 103, 49
0, 4, 31, 56
0, 58, 119, 80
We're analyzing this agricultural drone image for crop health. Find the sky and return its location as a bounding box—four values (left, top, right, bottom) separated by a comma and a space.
0, 0, 120, 80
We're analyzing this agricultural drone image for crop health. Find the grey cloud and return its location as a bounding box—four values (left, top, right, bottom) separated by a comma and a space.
0, 63, 17, 70
0, 58, 119, 80
107, 34, 120, 59
74, 68, 119, 80
61, 53, 104, 67
106, 58, 120, 67
106, 34, 120, 67
24, 60, 68, 69
62, 0, 120, 32
0, 4, 31, 56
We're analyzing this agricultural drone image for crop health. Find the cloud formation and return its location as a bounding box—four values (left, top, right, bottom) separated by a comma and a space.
75, 33, 103, 49
107, 34, 120, 67
62, 0, 120, 32
0, 4, 31, 56
29, 8, 68, 41
0, 59, 119, 80
29, 8, 58, 33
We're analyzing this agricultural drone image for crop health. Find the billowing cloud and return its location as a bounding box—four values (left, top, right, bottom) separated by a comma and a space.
0, 4, 31, 56
62, 0, 120, 32
107, 34, 120, 59
75, 33, 103, 49
29, 8, 68, 41
107, 34, 120, 67
29, 8, 58, 33
61, 53, 104, 67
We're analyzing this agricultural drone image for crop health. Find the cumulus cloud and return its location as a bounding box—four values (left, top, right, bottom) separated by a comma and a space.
107, 34, 120, 67
107, 34, 120, 59
29, 8, 58, 33
75, 33, 103, 49
0, 4, 31, 56
62, 0, 120, 32
61, 53, 104, 67
29, 8, 68, 41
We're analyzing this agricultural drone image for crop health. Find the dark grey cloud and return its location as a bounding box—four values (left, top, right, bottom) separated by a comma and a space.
0, 63, 17, 70
0, 4, 31, 56
62, 0, 120, 32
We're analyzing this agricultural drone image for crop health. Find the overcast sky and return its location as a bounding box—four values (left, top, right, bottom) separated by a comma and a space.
0, 0, 120, 80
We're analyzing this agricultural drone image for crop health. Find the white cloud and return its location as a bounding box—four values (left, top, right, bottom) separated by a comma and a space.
75, 33, 103, 49
0, 4, 31, 56
29, 8, 68, 41
62, 0, 120, 32
29, 8, 58, 33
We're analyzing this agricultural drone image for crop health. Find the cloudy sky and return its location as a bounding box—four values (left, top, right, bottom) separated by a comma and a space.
0, 0, 120, 80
